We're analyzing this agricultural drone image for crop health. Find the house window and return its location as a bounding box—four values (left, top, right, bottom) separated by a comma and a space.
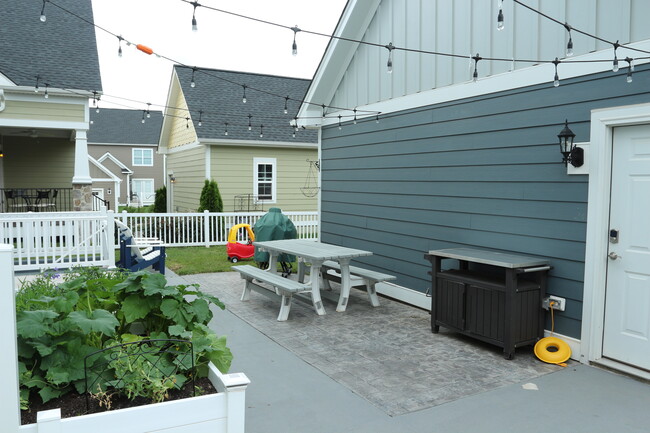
132, 179, 155, 205
254, 157, 276, 203
132, 148, 154, 166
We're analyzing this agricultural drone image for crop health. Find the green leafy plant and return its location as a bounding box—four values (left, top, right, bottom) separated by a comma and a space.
17, 268, 232, 410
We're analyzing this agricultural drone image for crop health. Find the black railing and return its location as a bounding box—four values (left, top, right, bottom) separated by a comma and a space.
234, 194, 266, 212
92, 192, 110, 210
0, 188, 72, 212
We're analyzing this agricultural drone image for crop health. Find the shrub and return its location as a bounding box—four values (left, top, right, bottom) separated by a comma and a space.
153, 186, 167, 213
198, 180, 223, 212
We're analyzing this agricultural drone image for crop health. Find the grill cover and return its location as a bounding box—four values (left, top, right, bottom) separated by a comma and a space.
253, 208, 298, 263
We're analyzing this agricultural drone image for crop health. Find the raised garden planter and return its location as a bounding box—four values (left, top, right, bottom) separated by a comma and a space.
1, 245, 250, 433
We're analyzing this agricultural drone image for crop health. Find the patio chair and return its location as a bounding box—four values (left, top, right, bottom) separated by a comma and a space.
115, 220, 166, 274
32, 190, 52, 212
3, 189, 29, 212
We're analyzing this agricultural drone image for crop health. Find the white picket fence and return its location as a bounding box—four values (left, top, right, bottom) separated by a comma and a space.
0, 209, 319, 271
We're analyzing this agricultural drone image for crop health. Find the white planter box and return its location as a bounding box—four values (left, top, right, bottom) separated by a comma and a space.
19, 363, 250, 433
0, 245, 249, 433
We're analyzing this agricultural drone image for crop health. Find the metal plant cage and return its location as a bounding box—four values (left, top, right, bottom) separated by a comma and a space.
83, 339, 194, 412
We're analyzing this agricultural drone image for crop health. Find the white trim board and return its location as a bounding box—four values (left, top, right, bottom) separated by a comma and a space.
581, 102, 650, 368
303, 39, 650, 128
376, 282, 431, 310
200, 138, 317, 149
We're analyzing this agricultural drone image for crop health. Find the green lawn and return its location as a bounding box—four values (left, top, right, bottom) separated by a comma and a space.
165, 246, 249, 275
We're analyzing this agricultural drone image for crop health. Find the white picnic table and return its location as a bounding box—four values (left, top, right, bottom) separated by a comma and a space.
253, 239, 372, 314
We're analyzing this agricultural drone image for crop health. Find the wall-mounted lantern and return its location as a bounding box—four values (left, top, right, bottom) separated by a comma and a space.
558, 119, 583, 167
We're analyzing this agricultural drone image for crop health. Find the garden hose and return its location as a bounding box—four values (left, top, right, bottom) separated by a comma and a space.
534, 301, 571, 366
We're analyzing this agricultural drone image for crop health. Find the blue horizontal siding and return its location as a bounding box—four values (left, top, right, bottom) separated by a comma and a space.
320, 64, 650, 339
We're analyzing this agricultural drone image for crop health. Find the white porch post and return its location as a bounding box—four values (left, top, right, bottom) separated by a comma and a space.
0, 244, 21, 433
72, 129, 92, 184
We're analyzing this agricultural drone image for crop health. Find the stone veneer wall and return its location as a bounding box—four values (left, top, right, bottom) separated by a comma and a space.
72, 183, 93, 211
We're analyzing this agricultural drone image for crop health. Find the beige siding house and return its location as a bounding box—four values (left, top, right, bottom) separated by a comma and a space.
87, 109, 164, 210
0, 0, 102, 212
159, 66, 318, 213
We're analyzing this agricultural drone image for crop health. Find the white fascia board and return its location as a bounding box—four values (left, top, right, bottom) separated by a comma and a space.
200, 138, 318, 149
3, 86, 96, 100
97, 152, 133, 174
317, 38, 650, 127
297, 0, 381, 128
89, 155, 121, 181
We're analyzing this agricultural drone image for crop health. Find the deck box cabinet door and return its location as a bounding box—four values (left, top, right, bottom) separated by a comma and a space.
465, 284, 505, 342
434, 277, 466, 331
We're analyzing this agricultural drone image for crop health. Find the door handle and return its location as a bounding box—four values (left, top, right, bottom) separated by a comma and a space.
608, 252, 621, 260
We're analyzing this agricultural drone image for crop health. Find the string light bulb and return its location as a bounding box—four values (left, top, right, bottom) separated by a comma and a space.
185, 117, 190, 129
353, 109, 357, 125
293, 117, 299, 132
259, 124, 264, 138
376, 114, 379, 124
338, 115, 342, 130
291, 26, 301, 56
472, 53, 482, 82
141, 111, 146, 124
625, 57, 634, 83
497, 0, 504, 31
35, 76, 40, 93
44, 84, 49, 99
386, 42, 395, 74
284, 96, 289, 114
190, 1, 200, 32
564, 23, 573, 57
117, 36, 124, 57
242, 85, 247, 103
322, 104, 326, 118
248, 114, 252, 131
224, 122, 229, 136
552, 58, 560, 87
198, 110, 203, 126
190, 67, 197, 88
40, 0, 47, 22
612, 41, 620, 72
146, 103, 151, 118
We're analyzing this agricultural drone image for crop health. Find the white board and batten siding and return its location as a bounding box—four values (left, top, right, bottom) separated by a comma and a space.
330, 0, 650, 110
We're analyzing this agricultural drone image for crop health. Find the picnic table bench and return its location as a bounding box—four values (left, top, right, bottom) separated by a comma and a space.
234, 265, 311, 321
319, 260, 397, 308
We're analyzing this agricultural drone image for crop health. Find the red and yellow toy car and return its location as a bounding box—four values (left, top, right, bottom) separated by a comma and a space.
227, 223, 255, 263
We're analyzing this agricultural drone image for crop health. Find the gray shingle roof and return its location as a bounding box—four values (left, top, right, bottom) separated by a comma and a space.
175, 66, 317, 144
0, 0, 102, 92
89, 109, 163, 144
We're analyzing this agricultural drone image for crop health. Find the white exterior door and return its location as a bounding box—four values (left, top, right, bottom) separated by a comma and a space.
603, 125, 650, 370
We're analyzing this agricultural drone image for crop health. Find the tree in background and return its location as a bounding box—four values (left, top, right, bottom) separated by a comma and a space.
153, 186, 167, 213
198, 180, 223, 212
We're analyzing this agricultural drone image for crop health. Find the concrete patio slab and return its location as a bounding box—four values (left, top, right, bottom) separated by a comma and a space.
169, 270, 650, 433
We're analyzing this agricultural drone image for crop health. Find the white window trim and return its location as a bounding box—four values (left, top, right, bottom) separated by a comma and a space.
581, 102, 650, 367
253, 157, 277, 204
132, 148, 154, 167
131, 178, 155, 204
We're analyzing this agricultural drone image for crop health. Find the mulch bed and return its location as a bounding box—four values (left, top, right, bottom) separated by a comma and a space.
21, 377, 216, 425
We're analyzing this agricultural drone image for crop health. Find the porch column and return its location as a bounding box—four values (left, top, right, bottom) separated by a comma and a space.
72, 129, 93, 211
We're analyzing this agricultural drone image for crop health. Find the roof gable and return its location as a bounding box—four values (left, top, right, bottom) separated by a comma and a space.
0, 0, 102, 92
297, 0, 380, 126
174, 65, 317, 144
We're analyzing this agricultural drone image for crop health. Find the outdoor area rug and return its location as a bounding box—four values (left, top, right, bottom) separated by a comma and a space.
186, 271, 562, 417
